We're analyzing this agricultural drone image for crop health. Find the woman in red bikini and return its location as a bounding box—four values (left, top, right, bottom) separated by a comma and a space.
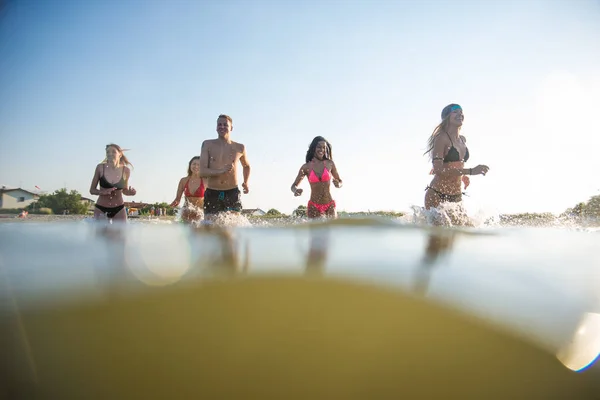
89, 143, 136, 222
291, 136, 343, 219
171, 156, 206, 223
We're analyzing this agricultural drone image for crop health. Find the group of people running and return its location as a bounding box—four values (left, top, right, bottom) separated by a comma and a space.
90, 104, 490, 224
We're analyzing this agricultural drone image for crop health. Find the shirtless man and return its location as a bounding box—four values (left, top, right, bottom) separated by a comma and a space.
199, 114, 251, 218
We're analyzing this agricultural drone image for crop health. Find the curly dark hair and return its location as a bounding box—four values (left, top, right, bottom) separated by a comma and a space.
305, 136, 333, 163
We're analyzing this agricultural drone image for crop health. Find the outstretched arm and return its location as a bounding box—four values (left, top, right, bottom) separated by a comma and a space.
431, 136, 489, 177
170, 178, 186, 207
121, 167, 137, 196
291, 166, 306, 196
89, 165, 102, 195
240, 145, 251, 194
330, 161, 343, 188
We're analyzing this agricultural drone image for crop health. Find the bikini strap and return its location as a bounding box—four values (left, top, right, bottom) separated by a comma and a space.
445, 131, 454, 146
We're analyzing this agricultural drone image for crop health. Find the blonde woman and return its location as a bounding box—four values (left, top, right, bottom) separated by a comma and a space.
424, 104, 489, 210
171, 156, 206, 223
89, 143, 136, 221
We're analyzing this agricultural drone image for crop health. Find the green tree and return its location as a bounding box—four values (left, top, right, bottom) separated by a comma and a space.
565, 195, 600, 218
266, 208, 281, 216
585, 195, 600, 217
293, 205, 306, 217
570, 202, 587, 216
28, 188, 89, 215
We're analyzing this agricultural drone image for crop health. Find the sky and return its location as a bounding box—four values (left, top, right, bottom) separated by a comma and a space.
1, 0, 599, 215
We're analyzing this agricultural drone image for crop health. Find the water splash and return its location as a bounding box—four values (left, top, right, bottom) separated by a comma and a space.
173, 204, 204, 225
410, 202, 477, 227
194, 211, 253, 228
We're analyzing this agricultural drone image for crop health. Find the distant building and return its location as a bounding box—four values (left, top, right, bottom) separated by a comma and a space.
124, 201, 152, 209
242, 208, 266, 216
0, 187, 40, 209
80, 196, 96, 210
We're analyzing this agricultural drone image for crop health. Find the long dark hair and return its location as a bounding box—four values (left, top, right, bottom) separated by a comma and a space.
305, 136, 333, 163
187, 156, 200, 176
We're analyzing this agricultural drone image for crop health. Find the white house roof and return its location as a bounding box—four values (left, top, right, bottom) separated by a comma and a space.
0, 187, 40, 196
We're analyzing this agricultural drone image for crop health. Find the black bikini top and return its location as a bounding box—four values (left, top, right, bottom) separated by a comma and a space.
99, 164, 127, 189
443, 132, 469, 163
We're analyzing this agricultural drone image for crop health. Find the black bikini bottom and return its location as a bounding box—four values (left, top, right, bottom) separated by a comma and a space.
425, 186, 462, 203
95, 204, 125, 218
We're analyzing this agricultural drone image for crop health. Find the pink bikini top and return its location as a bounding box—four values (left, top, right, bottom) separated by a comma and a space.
308, 161, 331, 183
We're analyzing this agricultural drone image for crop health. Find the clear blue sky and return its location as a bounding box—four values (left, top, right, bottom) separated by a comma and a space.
1, 0, 599, 215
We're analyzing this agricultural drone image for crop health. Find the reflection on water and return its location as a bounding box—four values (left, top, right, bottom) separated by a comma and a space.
305, 226, 330, 275
414, 229, 458, 295
1, 217, 600, 397
190, 223, 249, 276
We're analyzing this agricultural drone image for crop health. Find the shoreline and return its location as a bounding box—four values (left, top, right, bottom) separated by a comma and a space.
0, 214, 176, 223
1, 213, 597, 228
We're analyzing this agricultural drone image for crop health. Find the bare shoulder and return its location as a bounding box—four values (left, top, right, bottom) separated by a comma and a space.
179, 176, 188, 185
231, 141, 245, 153
433, 132, 450, 146
201, 139, 218, 149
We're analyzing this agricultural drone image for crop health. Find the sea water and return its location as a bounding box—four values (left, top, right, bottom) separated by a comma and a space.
1, 211, 599, 397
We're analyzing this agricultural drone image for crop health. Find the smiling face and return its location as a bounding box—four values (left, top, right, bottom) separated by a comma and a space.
447, 107, 464, 127
187, 156, 201, 176
106, 145, 122, 164
441, 104, 464, 128
216, 116, 233, 138
190, 159, 201, 174
314, 141, 328, 160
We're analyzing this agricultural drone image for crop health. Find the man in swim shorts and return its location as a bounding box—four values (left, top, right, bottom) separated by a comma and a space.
199, 114, 251, 219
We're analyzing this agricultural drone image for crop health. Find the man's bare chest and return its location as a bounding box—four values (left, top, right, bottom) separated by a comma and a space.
209, 145, 240, 165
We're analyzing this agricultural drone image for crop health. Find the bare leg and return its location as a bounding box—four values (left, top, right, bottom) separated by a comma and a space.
112, 207, 127, 222
307, 204, 321, 219
424, 188, 441, 210
325, 204, 337, 219
94, 208, 107, 221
